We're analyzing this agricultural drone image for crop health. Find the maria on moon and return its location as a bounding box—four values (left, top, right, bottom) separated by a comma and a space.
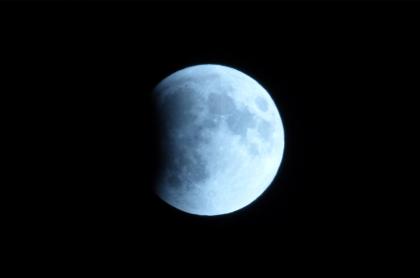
153, 64, 285, 216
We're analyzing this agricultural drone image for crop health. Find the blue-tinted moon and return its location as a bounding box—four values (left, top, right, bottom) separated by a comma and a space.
153, 64, 285, 216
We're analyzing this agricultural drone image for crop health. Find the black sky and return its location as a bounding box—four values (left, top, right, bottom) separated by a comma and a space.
4, 1, 418, 269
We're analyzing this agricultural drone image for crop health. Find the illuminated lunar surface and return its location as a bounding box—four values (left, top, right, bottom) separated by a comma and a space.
153, 64, 285, 216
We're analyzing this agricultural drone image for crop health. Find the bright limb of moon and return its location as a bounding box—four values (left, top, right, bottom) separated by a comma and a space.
153, 64, 285, 216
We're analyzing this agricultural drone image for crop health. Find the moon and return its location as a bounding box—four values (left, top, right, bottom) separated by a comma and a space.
153, 64, 285, 216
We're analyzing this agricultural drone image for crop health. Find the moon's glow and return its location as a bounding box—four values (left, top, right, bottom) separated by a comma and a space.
154, 64, 285, 216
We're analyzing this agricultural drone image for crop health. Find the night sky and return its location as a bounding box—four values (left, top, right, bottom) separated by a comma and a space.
6, 1, 417, 268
